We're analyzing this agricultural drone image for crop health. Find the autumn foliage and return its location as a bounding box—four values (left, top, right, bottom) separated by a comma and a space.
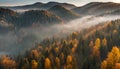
0, 19, 120, 69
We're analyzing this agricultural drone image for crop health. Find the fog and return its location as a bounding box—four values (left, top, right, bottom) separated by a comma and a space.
13, 9, 44, 13
0, 15, 120, 56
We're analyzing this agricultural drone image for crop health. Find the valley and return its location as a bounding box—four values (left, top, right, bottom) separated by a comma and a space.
0, 1, 120, 69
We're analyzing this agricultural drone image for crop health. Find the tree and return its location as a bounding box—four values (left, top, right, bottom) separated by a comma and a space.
31, 60, 38, 69
72, 32, 78, 39
66, 55, 73, 69
30, 50, 39, 59
66, 55, 73, 65
101, 60, 107, 69
100, 38, 108, 60
102, 38, 107, 46
55, 57, 60, 69
115, 63, 120, 69
54, 47, 59, 55
95, 38, 101, 49
92, 46, 100, 56
60, 52, 65, 65
0, 56, 16, 69
44, 58, 51, 69
101, 46, 120, 69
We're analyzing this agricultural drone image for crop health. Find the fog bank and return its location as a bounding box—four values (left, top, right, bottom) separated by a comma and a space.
0, 15, 120, 56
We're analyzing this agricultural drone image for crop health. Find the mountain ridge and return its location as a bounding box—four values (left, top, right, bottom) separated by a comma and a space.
5, 1, 76, 10
49, 5, 79, 21
72, 2, 120, 15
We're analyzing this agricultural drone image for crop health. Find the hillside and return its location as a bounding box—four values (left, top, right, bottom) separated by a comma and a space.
16, 10, 63, 27
72, 2, 120, 15
6, 2, 76, 10
0, 8, 17, 34
49, 5, 79, 21
0, 7, 17, 22
0, 16, 120, 69
0, 6, 81, 31
0, 8, 64, 29
1, 1, 120, 69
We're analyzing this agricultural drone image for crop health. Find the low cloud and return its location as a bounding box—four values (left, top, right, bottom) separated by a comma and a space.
0, 15, 120, 56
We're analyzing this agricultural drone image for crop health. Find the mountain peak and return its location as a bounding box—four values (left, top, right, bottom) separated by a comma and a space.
47, 2, 59, 4
44, 1, 59, 7
47, 2, 76, 9
33, 2, 43, 5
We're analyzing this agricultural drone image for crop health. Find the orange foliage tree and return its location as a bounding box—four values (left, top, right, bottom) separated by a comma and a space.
95, 38, 101, 49
31, 60, 38, 69
44, 58, 51, 69
102, 38, 107, 46
101, 46, 120, 69
0, 56, 16, 69
66, 55, 73, 69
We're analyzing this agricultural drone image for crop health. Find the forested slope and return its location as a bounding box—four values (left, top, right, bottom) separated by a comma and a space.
0, 19, 120, 69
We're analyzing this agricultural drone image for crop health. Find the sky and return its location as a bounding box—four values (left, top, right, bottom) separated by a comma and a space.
0, 0, 120, 6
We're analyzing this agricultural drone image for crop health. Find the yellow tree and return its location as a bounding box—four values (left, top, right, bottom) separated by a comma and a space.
55, 57, 60, 69
54, 47, 59, 54
102, 38, 107, 46
31, 60, 38, 69
71, 47, 76, 54
95, 38, 101, 49
101, 46, 120, 69
66, 55, 72, 64
44, 58, 51, 69
72, 38, 79, 48
30, 49, 39, 59
0, 56, 16, 69
107, 47, 120, 65
92, 46, 100, 56
72, 32, 78, 39
66, 55, 73, 69
101, 60, 107, 69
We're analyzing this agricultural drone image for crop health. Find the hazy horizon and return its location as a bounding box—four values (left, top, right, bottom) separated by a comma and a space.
0, 0, 120, 7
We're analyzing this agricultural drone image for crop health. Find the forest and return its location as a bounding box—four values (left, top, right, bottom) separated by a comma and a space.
0, 19, 120, 69
0, 1, 120, 69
